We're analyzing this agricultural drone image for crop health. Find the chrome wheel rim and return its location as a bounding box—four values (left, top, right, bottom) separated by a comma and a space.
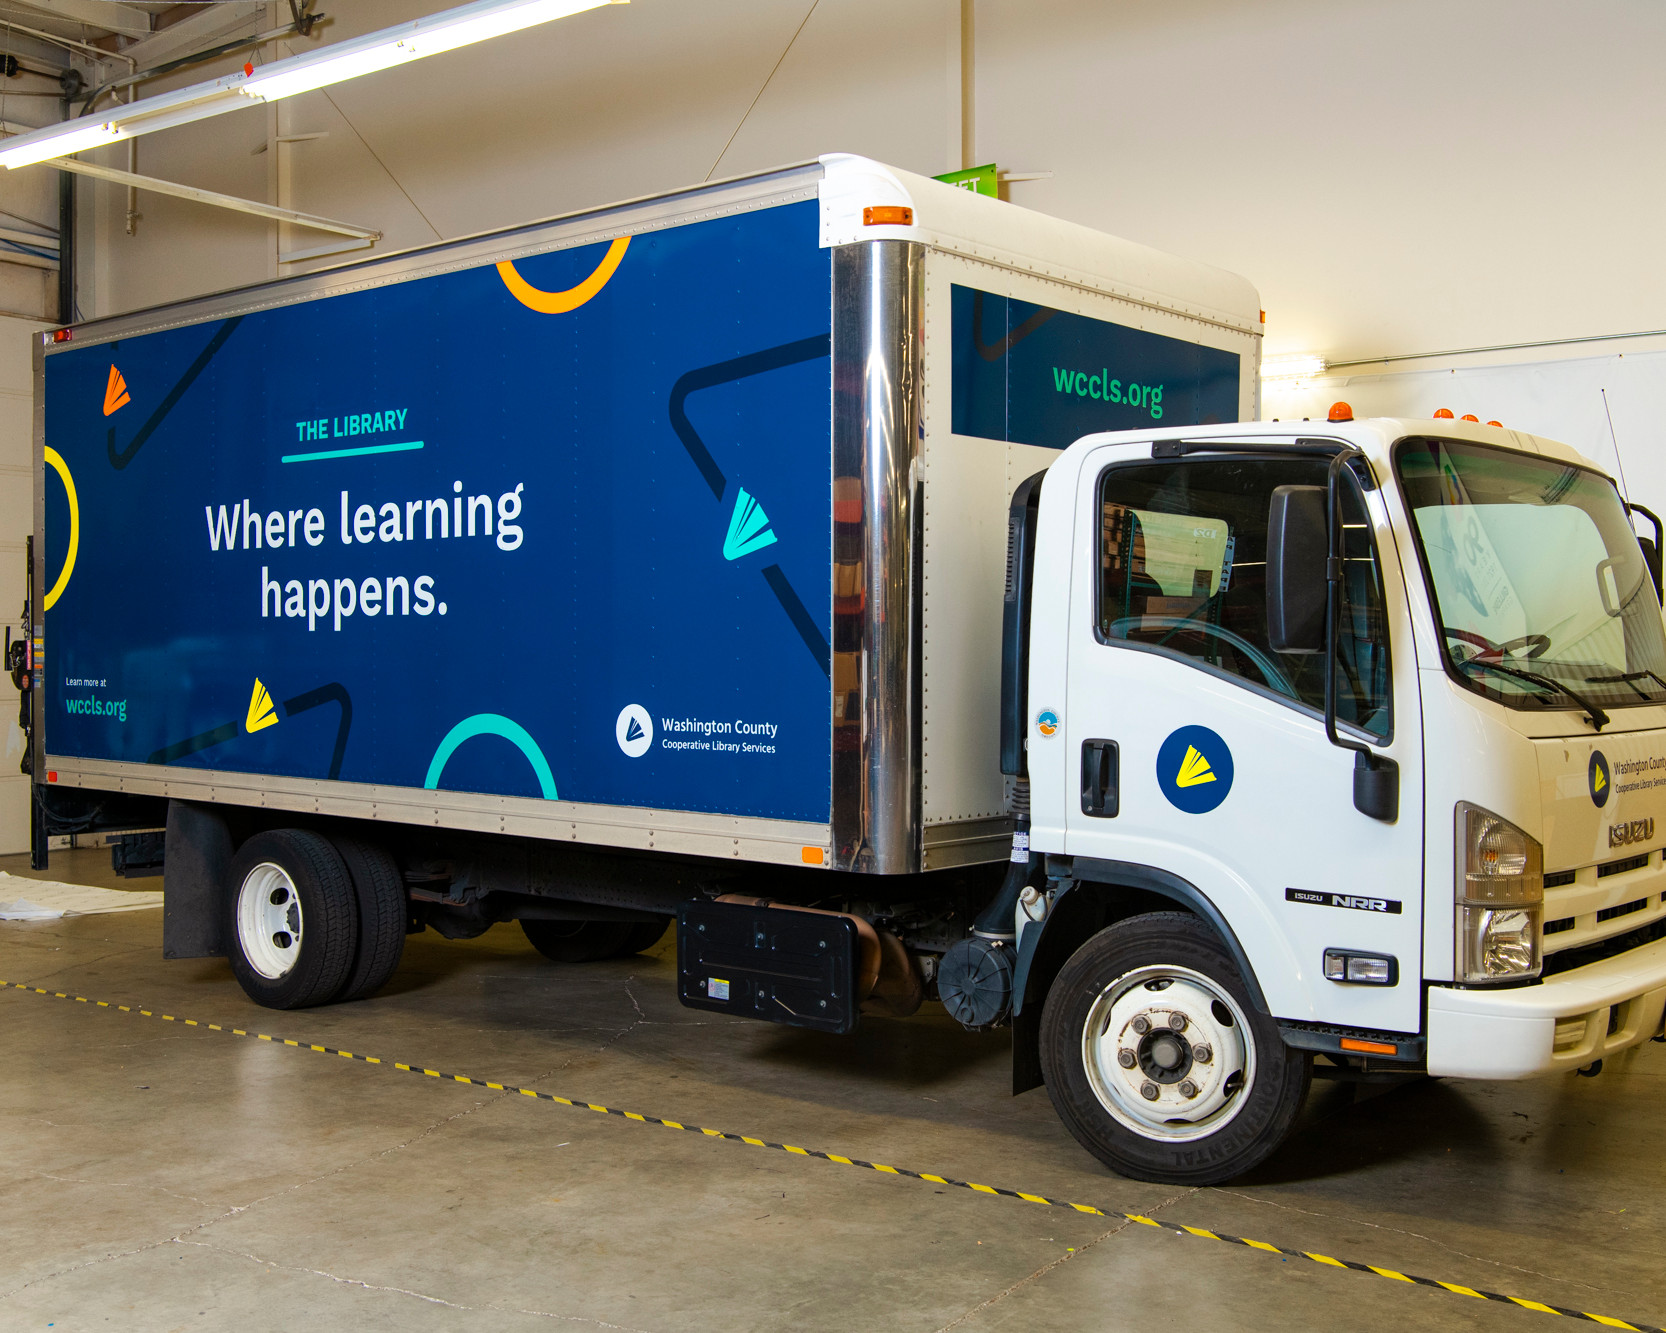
237, 862, 303, 980
1081, 964, 1255, 1142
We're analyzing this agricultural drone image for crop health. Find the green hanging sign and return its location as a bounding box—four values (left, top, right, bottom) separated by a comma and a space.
934, 163, 998, 198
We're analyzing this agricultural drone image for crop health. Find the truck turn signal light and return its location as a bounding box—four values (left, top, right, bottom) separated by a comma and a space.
863, 206, 913, 226
1340, 1037, 1399, 1055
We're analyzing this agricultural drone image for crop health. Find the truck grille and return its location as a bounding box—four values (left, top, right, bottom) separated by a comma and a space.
1541, 849, 1666, 958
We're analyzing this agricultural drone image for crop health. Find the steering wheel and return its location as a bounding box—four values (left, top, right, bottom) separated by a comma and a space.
1443, 626, 1551, 660
1108, 616, 1302, 700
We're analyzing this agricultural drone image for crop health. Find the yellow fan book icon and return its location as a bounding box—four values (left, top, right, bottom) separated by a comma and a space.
246, 679, 279, 734
1175, 744, 1216, 788
1593, 766, 1606, 793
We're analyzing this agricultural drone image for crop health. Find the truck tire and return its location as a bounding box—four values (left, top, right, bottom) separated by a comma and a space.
1039, 912, 1309, 1186
521, 918, 633, 963
332, 837, 407, 1002
614, 916, 670, 957
226, 829, 358, 1009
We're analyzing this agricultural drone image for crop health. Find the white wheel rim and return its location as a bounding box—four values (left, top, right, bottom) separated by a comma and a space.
1081, 964, 1255, 1143
237, 862, 303, 980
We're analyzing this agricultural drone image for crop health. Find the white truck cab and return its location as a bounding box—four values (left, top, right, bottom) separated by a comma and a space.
1001, 412, 1666, 1182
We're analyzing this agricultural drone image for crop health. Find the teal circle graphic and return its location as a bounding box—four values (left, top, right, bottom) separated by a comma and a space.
1155, 725, 1234, 814
425, 713, 558, 800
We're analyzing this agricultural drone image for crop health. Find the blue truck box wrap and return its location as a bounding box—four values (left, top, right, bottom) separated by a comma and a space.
42, 200, 834, 824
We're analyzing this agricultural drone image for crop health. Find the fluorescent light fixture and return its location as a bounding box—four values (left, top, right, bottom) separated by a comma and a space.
1, 120, 125, 169
1260, 354, 1328, 380
0, 0, 619, 171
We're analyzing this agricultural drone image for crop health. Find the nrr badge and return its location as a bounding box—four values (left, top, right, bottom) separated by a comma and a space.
1036, 708, 1059, 737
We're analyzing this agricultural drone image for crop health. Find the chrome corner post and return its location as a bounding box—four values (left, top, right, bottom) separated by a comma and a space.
831, 240, 924, 874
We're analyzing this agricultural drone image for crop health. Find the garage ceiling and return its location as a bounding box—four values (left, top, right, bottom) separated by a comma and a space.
0, 1, 268, 72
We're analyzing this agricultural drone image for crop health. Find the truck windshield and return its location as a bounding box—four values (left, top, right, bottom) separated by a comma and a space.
1397, 438, 1666, 714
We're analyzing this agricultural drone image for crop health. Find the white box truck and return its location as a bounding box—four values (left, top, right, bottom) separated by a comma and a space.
22, 156, 1666, 1184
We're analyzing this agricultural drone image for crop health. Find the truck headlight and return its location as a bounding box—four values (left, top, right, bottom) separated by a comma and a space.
1455, 803, 1543, 982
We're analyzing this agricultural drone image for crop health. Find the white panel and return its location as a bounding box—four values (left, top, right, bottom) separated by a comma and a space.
1266, 345, 1666, 517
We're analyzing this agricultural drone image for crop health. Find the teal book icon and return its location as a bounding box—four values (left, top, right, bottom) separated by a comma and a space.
723, 487, 778, 560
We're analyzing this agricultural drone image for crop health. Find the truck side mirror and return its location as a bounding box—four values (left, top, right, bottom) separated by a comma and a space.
1266, 485, 1327, 653
1640, 536, 1664, 605
1627, 502, 1665, 603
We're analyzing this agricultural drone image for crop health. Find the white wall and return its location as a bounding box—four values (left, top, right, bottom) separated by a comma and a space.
66, 0, 1664, 359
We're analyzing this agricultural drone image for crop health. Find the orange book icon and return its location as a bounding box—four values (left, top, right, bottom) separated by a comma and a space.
103, 365, 130, 416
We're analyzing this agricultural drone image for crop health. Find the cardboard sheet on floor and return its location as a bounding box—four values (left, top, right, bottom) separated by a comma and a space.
0, 871, 163, 919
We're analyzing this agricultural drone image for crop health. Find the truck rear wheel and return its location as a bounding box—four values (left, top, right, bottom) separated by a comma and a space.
226, 830, 358, 1009
521, 919, 633, 963
332, 837, 407, 1002
1039, 912, 1309, 1185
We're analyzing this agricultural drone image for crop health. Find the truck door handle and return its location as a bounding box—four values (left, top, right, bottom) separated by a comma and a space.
1081, 739, 1119, 817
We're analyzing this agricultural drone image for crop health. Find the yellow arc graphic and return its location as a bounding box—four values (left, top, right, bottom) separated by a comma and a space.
1176, 745, 1216, 788
42, 447, 78, 612
497, 235, 630, 314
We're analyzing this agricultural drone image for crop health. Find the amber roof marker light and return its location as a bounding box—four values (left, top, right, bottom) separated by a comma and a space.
1328, 402, 1354, 422
863, 205, 913, 226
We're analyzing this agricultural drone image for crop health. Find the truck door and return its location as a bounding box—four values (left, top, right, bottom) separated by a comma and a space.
1060, 445, 1424, 1035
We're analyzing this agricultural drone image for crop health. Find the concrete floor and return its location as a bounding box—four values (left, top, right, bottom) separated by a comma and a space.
1, 850, 1663, 1332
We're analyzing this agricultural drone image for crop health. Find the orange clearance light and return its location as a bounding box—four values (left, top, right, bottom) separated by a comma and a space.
1433, 408, 1455, 419
1339, 1037, 1398, 1055
863, 205, 913, 226
1328, 401, 1354, 422
51, 328, 71, 342
1461, 414, 1479, 422
1487, 420, 1503, 428
801, 845, 826, 865
1259, 309, 1267, 324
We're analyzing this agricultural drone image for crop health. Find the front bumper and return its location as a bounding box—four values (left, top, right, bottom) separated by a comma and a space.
1426, 933, 1666, 1078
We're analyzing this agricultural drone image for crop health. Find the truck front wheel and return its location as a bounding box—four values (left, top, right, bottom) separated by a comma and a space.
1039, 912, 1309, 1185
226, 830, 358, 1009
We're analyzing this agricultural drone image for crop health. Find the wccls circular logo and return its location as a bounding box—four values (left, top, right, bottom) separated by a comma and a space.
1156, 725, 1234, 814
1590, 750, 1611, 808
616, 704, 654, 758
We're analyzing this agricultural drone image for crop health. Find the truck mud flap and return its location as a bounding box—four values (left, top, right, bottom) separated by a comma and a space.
676, 900, 858, 1035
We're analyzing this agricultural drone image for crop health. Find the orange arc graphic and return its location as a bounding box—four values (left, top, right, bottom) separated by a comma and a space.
497, 235, 630, 314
